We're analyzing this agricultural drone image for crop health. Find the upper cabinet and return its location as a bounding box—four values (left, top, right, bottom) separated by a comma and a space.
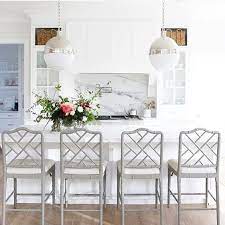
0, 44, 24, 131
156, 47, 189, 118
158, 51, 186, 106
33, 48, 59, 99
67, 21, 157, 73
30, 26, 76, 110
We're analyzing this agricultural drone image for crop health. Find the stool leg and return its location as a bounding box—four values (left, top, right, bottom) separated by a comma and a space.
160, 178, 163, 225
205, 178, 208, 208
117, 169, 120, 208
121, 173, 125, 225
2, 176, 7, 225
167, 168, 171, 208
100, 176, 104, 225
64, 179, 68, 208
177, 177, 181, 225
216, 177, 220, 225
52, 166, 55, 205
60, 178, 64, 225
103, 170, 107, 208
41, 171, 45, 225
13, 178, 17, 209
155, 179, 158, 209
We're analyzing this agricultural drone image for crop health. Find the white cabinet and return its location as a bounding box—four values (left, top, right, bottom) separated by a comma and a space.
0, 44, 24, 131
30, 26, 76, 113
35, 48, 59, 98
157, 49, 188, 118
31, 46, 60, 109
67, 21, 156, 73
159, 51, 186, 105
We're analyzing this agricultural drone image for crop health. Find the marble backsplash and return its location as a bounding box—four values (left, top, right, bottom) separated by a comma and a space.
74, 73, 149, 116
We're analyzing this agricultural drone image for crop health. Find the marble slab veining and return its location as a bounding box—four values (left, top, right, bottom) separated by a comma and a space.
74, 73, 149, 116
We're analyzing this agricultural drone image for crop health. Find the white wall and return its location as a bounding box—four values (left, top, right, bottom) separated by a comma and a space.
187, 3, 225, 131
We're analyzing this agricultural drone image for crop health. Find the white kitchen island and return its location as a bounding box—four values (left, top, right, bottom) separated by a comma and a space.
3, 117, 221, 205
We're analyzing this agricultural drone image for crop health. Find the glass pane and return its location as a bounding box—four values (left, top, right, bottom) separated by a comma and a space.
0, 44, 23, 112
161, 88, 174, 105
48, 87, 59, 100
176, 51, 185, 69
163, 71, 174, 88
175, 88, 185, 105
175, 70, 185, 87
36, 87, 47, 97
37, 51, 47, 68
37, 70, 47, 86
48, 70, 59, 86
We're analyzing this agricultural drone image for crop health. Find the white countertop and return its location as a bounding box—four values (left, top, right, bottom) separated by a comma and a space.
23, 117, 202, 143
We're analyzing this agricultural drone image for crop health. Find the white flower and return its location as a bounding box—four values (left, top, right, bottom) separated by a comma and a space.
77, 106, 83, 113
82, 116, 87, 122
70, 110, 75, 116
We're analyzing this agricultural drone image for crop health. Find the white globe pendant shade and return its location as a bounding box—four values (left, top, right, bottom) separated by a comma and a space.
149, 31, 179, 72
44, 32, 75, 71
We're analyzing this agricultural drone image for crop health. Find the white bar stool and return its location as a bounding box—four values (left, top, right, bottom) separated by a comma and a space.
117, 128, 164, 225
167, 128, 220, 225
60, 128, 107, 225
1, 127, 55, 225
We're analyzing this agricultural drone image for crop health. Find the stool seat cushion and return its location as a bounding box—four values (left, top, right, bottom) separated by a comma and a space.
168, 159, 217, 175
7, 159, 55, 175
117, 160, 160, 175
64, 160, 108, 175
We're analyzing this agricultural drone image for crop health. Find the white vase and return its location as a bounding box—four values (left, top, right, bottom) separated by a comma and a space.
143, 109, 152, 118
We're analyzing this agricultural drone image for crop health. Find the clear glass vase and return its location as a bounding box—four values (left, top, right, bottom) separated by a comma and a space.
51, 119, 61, 132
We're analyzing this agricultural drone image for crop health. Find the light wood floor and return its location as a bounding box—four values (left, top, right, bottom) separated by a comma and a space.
0, 154, 225, 225
1, 203, 225, 225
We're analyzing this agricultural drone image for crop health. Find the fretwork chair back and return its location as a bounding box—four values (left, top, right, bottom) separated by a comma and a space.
60, 128, 106, 225
1, 127, 55, 225
117, 128, 164, 225
167, 128, 220, 225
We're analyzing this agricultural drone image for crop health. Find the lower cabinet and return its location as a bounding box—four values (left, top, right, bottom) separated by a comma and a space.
0, 118, 21, 132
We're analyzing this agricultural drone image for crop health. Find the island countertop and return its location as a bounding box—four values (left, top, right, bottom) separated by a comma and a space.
23, 117, 205, 143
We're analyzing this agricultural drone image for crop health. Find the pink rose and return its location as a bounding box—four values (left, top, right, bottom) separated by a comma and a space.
60, 103, 74, 115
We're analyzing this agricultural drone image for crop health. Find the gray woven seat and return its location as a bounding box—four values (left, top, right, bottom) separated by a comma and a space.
168, 159, 216, 178
64, 160, 107, 175
7, 159, 55, 175
117, 160, 160, 177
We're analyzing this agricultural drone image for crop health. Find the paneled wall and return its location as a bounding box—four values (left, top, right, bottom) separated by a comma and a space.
67, 21, 158, 73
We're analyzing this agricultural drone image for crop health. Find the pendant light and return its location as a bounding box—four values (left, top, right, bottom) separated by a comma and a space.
44, 0, 75, 70
149, 0, 179, 72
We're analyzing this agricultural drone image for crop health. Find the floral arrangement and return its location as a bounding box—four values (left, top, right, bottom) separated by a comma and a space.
29, 84, 100, 131
144, 98, 156, 110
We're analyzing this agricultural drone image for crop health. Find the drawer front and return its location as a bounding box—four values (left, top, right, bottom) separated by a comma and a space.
0, 113, 19, 119
0, 119, 21, 132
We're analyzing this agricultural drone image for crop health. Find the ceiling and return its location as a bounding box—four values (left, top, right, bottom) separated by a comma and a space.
0, 0, 224, 23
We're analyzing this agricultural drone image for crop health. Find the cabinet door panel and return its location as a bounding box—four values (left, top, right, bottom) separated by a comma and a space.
67, 22, 88, 73
86, 22, 112, 72
111, 22, 132, 72
68, 22, 112, 72
67, 21, 154, 73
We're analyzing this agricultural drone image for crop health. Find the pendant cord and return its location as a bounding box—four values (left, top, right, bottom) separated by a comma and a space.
162, 0, 165, 31
58, 0, 61, 31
